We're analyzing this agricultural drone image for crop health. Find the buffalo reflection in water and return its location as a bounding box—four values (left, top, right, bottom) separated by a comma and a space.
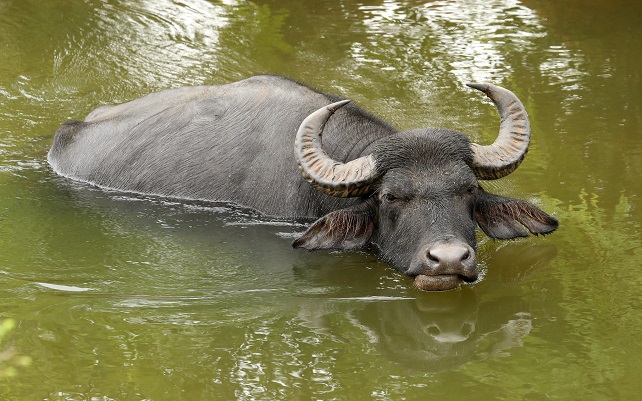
298, 289, 534, 373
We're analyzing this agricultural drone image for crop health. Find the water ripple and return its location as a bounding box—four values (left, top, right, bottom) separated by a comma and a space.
35, 282, 95, 292
356, 0, 546, 84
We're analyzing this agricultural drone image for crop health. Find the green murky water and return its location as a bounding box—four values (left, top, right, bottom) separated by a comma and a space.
1, 0, 641, 399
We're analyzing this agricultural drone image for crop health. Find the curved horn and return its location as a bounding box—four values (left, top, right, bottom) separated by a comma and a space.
294, 100, 381, 197
466, 83, 531, 180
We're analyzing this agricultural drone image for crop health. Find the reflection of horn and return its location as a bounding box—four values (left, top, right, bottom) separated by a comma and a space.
294, 100, 382, 197
466, 83, 531, 180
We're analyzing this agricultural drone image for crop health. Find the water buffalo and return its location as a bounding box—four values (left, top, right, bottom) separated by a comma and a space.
48, 75, 558, 291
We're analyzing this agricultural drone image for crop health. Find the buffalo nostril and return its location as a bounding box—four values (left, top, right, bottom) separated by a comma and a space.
428, 249, 440, 263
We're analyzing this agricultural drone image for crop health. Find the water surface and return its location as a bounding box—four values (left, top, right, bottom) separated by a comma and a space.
1, 0, 641, 399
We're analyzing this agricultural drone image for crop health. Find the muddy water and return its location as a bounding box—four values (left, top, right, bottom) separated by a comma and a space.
1, 0, 641, 399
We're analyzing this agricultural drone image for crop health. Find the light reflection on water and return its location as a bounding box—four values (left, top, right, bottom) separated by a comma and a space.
0, 178, 548, 398
51, 0, 231, 101
1, 0, 642, 399
358, 0, 546, 84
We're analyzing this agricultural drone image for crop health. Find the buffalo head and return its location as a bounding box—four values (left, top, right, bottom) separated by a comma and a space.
292, 83, 558, 291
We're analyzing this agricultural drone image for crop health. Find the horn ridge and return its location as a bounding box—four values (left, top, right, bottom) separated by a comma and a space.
294, 100, 381, 197
466, 83, 531, 180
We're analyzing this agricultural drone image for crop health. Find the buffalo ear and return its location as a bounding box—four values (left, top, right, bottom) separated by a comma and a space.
292, 204, 375, 250
475, 191, 559, 240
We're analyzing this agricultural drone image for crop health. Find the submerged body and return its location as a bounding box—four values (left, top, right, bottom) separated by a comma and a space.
49, 75, 558, 291
48, 76, 385, 218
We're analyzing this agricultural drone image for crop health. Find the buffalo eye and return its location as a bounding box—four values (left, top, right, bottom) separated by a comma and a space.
465, 184, 478, 195
381, 192, 398, 203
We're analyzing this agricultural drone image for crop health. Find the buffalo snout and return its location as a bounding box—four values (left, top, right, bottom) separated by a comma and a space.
410, 241, 478, 291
